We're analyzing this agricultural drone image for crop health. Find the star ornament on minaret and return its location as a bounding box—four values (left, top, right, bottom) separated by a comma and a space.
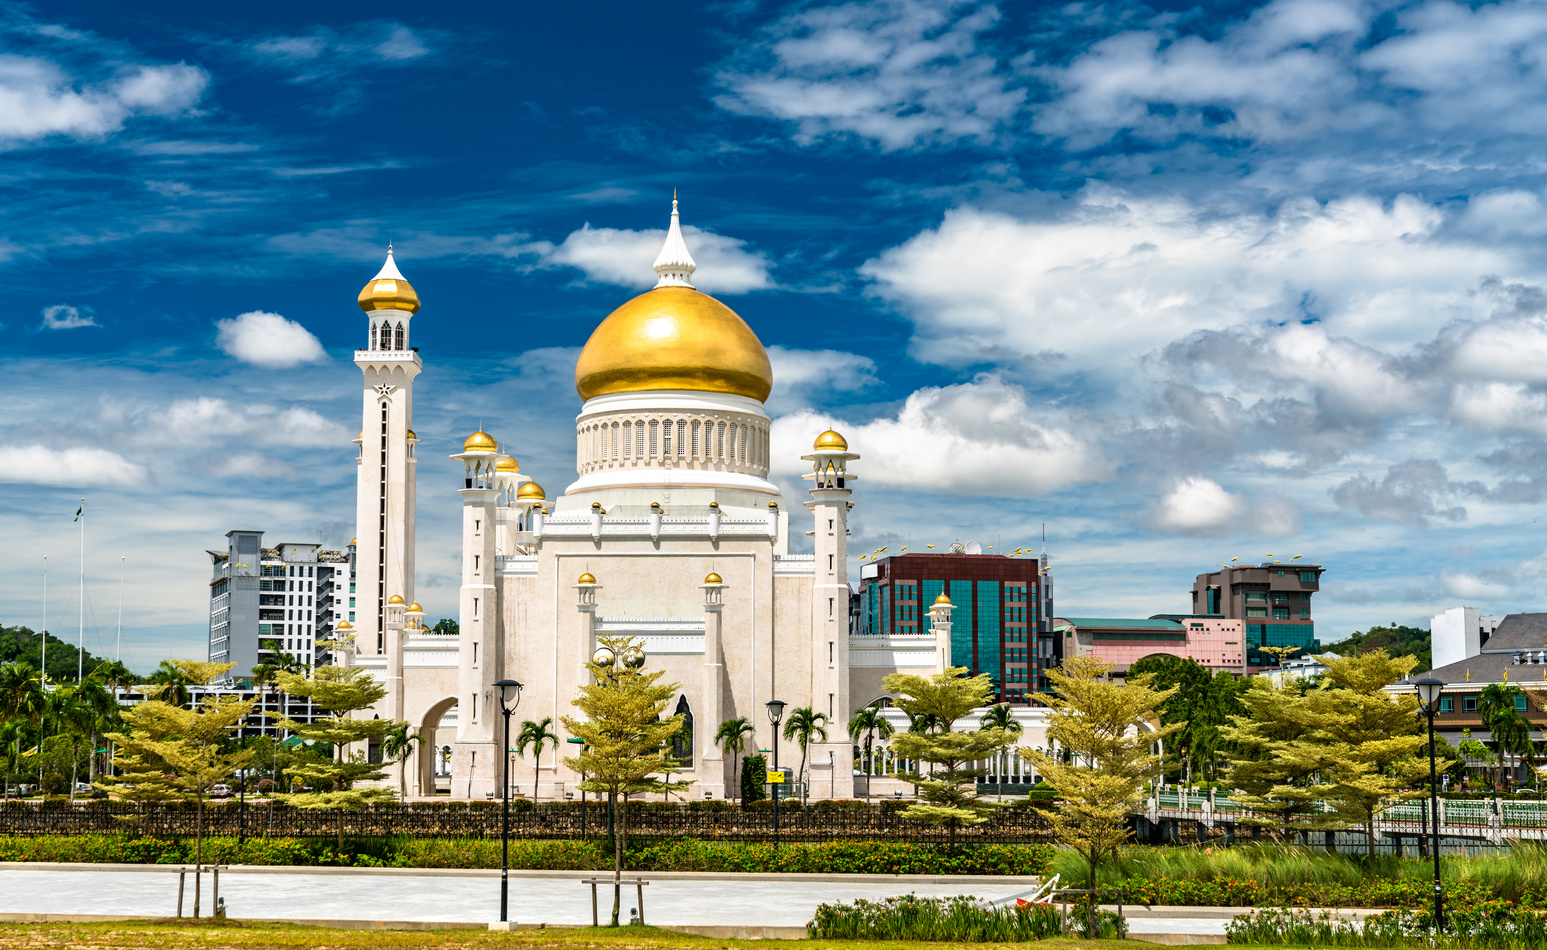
375, 384, 396, 397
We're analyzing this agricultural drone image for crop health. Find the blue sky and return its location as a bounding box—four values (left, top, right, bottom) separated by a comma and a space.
5, 0, 1547, 671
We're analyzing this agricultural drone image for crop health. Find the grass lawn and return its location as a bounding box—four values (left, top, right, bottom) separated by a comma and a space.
0, 921, 1378, 950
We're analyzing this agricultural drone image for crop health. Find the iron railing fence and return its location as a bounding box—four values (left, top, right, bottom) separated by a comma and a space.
0, 800, 1055, 844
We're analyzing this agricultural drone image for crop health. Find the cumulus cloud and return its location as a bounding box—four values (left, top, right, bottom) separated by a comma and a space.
1146, 476, 1299, 537
139, 397, 347, 450
0, 445, 145, 486
715, 0, 1024, 149
38, 304, 97, 330
0, 54, 205, 144
215, 311, 328, 368
766, 346, 877, 412
541, 224, 773, 294
863, 186, 1509, 371
771, 375, 1107, 496
1330, 459, 1477, 527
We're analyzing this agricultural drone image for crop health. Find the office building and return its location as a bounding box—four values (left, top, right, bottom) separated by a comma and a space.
857, 547, 1055, 703
1057, 616, 1245, 677
1190, 562, 1323, 669
208, 530, 356, 683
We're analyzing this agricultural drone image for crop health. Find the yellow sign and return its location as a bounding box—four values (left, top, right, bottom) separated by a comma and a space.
766, 772, 785, 784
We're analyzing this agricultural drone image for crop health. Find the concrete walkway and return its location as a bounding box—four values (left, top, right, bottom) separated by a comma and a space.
0, 865, 1041, 926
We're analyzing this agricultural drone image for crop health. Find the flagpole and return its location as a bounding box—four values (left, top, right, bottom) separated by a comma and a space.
78, 497, 85, 683
40, 556, 46, 686
115, 556, 124, 663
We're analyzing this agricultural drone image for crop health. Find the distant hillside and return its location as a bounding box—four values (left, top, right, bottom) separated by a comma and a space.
0, 625, 118, 682
1321, 624, 1431, 673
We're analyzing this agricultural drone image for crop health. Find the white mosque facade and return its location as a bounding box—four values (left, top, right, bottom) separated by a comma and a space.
340, 203, 981, 800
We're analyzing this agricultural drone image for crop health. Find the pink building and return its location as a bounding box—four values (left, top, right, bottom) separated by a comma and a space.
1054, 616, 1246, 678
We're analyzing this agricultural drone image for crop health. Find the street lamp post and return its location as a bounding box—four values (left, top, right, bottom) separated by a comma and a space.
765, 699, 785, 849
494, 678, 524, 924
1414, 675, 1446, 932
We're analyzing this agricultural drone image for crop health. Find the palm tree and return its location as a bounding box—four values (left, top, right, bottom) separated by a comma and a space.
146, 660, 193, 708
91, 660, 134, 695
979, 703, 1022, 734
1479, 683, 1526, 793
782, 707, 828, 804
846, 706, 895, 800
516, 717, 560, 800
714, 717, 754, 800
0, 663, 44, 796
381, 723, 422, 801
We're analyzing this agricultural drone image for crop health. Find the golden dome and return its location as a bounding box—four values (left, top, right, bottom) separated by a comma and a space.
496, 454, 520, 473
407, 429, 417, 440
814, 429, 848, 451
357, 248, 420, 313
407, 602, 423, 613
574, 286, 773, 402
517, 480, 545, 501
387, 594, 406, 605
336, 619, 353, 630
463, 429, 498, 452
577, 572, 597, 585
933, 593, 952, 606
704, 572, 723, 585
356, 431, 363, 442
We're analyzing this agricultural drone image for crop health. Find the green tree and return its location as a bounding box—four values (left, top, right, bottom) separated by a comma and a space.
99, 659, 255, 891
1127, 656, 1246, 784
1222, 679, 1326, 836
381, 722, 421, 801
714, 717, 754, 801
782, 707, 828, 804
740, 752, 767, 803
847, 705, 896, 798
273, 663, 401, 846
1479, 683, 1528, 792
1020, 656, 1177, 936
561, 636, 684, 926
979, 703, 1022, 734
431, 618, 458, 636
885, 668, 1017, 844
0, 663, 44, 793
145, 660, 193, 709
516, 717, 559, 800
1323, 623, 1432, 672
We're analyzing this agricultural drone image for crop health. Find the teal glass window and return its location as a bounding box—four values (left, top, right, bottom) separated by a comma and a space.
1440, 697, 1453, 713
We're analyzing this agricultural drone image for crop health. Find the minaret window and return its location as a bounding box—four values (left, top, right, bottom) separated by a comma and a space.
394, 322, 405, 350
370, 323, 377, 350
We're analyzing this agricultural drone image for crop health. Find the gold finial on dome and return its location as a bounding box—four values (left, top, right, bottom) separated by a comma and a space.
463, 429, 498, 452
388, 594, 406, 605
517, 480, 545, 501
496, 454, 520, 473
814, 429, 848, 451
573, 198, 773, 403
933, 593, 952, 606
357, 246, 421, 313
704, 571, 723, 585
577, 572, 597, 585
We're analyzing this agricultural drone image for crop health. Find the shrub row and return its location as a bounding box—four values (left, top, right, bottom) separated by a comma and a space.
0, 833, 1053, 875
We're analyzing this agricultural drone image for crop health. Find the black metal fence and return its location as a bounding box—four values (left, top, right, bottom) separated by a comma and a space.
0, 800, 1055, 845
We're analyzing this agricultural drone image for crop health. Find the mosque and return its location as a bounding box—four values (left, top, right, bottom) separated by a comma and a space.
338, 200, 961, 800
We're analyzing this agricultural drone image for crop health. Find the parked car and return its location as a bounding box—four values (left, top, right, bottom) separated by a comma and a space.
73, 783, 93, 794
208, 784, 232, 798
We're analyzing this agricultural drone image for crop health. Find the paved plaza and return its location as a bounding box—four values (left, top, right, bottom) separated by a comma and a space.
0, 867, 1043, 926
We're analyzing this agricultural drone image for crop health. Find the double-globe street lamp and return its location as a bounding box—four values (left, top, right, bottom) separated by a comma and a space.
765, 699, 786, 848
494, 678, 524, 925
1414, 675, 1446, 932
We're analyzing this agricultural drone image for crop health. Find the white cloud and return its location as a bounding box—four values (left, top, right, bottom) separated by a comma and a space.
139, 397, 347, 450
715, 0, 1024, 149
1146, 476, 1300, 537
246, 23, 432, 78
862, 186, 1514, 372
215, 311, 328, 368
771, 375, 1107, 496
0, 54, 205, 144
766, 346, 877, 412
38, 304, 97, 330
0, 444, 145, 486
542, 224, 773, 294
1438, 571, 1512, 601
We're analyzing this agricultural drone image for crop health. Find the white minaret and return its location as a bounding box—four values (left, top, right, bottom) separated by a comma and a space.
354, 247, 421, 658
452, 430, 501, 799
803, 428, 859, 800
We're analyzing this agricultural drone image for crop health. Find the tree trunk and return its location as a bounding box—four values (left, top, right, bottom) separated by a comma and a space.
1087, 848, 1099, 938
337, 808, 344, 850
610, 791, 624, 926
534, 750, 541, 801
1366, 817, 1375, 859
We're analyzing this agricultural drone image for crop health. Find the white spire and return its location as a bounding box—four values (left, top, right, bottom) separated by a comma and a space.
653, 192, 696, 288
374, 244, 406, 281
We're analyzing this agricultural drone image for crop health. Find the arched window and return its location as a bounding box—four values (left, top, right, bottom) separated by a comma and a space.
370, 323, 377, 350
394, 322, 405, 350
677, 420, 687, 456
623, 421, 632, 457
670, 695, 693, 768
